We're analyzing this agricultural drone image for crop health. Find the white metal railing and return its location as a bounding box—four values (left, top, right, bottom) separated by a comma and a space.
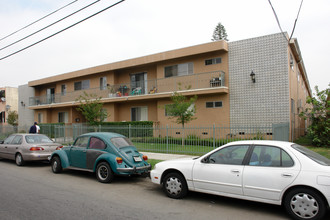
29, 71, 225, 106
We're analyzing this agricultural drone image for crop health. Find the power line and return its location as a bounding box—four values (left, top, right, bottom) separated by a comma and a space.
0, 0, 126, 61
0, 0, 102, 52
0, 0, 79, 42
268, 0, 304, 43
289, 0, 304, 41
267, 0, 288, 42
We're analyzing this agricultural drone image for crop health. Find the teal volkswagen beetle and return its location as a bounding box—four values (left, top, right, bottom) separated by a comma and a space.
49, 132, 151, 183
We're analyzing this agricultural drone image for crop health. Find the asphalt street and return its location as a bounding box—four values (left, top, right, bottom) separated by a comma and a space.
0, 159, 297, 220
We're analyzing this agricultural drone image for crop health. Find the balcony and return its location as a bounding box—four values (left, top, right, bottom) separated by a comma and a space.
29, 71, 227, 108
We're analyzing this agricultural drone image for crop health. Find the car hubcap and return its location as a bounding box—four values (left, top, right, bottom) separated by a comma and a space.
98, 165, 108, 180
165, 177, 182, 195
16, 155, 21, 164
53, 160, 57, 171
290, 193, 319, 219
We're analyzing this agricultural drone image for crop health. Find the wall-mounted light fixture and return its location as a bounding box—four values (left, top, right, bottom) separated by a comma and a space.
5, 105, 11, 111
250, 70, 256, 83
21, 101, 25, 107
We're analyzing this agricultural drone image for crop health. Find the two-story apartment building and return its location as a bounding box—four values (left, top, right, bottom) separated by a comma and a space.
27, 33, 312, 140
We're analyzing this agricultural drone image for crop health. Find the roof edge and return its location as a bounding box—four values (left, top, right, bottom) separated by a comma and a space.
28, 40, 228, 87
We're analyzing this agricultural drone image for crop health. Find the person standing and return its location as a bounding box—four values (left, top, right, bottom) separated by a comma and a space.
36, 122, 40, 133
29, 122, 38, 133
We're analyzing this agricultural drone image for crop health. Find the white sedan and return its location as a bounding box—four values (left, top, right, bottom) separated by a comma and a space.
151, 140, 330, 220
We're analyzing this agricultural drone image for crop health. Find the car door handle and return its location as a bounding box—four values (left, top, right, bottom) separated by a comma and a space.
281, 173, 293, 178
231, 169, 240, 173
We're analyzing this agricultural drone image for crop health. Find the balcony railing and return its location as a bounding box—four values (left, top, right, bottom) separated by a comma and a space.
29, 71, 225, 106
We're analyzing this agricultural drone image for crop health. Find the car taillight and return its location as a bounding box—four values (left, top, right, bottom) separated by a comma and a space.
30, 147, 44, 151
56, 146, 63, 150
116, 157, 123, 164
142, 155, 148, 161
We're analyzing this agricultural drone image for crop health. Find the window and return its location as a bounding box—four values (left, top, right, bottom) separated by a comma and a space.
164, 104, 174, 116
0, 111, 5, 123
165, 103, 195, 116
290, 54, 294, 70
74, 80, 90, 91
130, 72, 147, 94
4, 135, 15, 144
292, 144, 330, 165
291, 99, 295, 114
111, 137, 134, 149
58, 112, 68, 123
61, 84, 66, 95
101, 109, 107, 122
89, 137, 106, 149
248, 145, 294, 167
205, 57, 221, 65
38, 113, 43, 123
46, 88, 55, 104
131, 107, 148, 121
164, 62, 193, 78
11, 135, 22, 145
207, 145, 249, 165
25, 135, 53, 143
0, 90, 5, 102
74, 136, 89, 148
100, 77, 107, 90
206, 101, 222, 108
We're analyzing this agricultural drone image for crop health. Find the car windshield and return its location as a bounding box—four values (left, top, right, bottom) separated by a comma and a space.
25, 135, 53, 144
111, 137, 134, 148
292, 144, 330, 166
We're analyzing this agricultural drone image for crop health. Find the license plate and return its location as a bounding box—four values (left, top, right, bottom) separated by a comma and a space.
134, 156, 142, 162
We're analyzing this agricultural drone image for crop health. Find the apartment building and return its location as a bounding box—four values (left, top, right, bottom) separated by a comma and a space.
27, 33, 312, 140
0, 87, 18, 125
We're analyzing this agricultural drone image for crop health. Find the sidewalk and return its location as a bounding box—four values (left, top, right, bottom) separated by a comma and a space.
140, 152, 195, 161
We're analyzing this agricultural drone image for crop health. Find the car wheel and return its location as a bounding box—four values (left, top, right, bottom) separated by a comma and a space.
15, 153, 25, 166
284, 187, 326, 220
96, 162, 114, 183
51, 156, 62, 173
163, 172, 188, 199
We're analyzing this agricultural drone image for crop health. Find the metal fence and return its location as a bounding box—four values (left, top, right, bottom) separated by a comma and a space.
0, 124, 303, 155
49, 124, 273, 155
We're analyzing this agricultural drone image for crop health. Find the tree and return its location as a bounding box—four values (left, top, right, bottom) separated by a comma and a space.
7, 110, 18, 126
7, 110, 18, 132
165, 84, 198, 146
76, 92, 108, 128
299, 84, 330, 147
211, 22, 228, 41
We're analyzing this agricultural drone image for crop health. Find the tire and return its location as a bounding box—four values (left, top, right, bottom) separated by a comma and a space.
284, 187, 326, 220
51, 156, 62, 173
15, 153, 25, 166
162, 172, 188, 199
96, 162, 114, 183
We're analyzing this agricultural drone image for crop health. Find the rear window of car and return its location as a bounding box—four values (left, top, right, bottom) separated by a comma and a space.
292, 144, 330, 166
25, 135, 53, 144
111, 137, 133, 148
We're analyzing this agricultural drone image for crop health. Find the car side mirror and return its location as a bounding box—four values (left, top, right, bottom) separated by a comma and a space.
201, 156, 209, 163
0, 140, 4, 144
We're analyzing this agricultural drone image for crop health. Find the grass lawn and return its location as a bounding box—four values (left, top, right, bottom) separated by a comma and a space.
306, 147, 330, 159
148, 159, 163, 168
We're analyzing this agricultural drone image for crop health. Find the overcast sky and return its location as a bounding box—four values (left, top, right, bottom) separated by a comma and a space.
0, 0, 329, 93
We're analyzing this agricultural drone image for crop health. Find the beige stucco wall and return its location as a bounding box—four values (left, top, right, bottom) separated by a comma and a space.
288, 47, 310, 140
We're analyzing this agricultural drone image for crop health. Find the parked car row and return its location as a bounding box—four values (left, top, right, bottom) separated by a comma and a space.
1, 133, 329, 220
